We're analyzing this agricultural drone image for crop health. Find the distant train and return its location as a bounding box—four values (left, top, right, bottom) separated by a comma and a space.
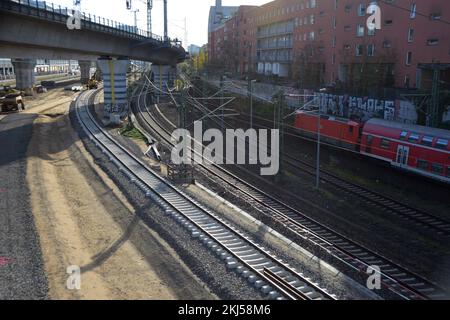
295, 111, 450, 184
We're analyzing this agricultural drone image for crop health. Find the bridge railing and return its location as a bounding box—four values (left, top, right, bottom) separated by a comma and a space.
2, 0, 183, 49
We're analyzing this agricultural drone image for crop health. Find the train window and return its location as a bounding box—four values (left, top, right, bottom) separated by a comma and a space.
400, 131, 408, 140
380, 139, 390, 149
417, 159, 429, 171
367, 135, 373, 145
349, 126, 354, 134
432, 164, 444, 175
436, 139, 449, 150
421, 136, 434, 147
408, 133, 420, 143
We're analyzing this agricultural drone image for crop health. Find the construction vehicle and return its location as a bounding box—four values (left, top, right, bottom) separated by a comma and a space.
87, 78, 98, 89
0, 85, 16, 98
0, 93, 25, 112
86, 68, 101, 89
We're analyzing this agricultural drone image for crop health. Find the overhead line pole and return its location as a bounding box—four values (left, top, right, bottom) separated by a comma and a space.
163, 0, 168, 41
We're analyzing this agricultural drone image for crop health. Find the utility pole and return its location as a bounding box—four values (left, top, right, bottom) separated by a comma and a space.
171, 88, 189, 183
184, 17, 188, 49
315, 92, 324, 189
430, 65, 441, 127
220, 75, 224, 133
163, 0, 168, 41
275, 90, 285, 178
132, 9, 139, 33
248, 78, 255, 129
417, 63, 450, 127
147, 0, 153, 36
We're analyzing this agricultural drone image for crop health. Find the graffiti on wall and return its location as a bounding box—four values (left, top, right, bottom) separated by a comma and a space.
315, 93, 395, 122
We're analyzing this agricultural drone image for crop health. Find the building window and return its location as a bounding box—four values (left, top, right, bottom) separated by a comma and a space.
356, 44, 363, 56
406, 51, 412, 65
410, 3, 417, 19
405, 75, 410, 88
367, 44, 375, 56
408, 28, 414, 42
358, 4, 366, 16
383, 40, 392, 48
332, 36, 336, 47
431, 13, 442, 20
357, 24, 364, 37
427, 39, 439, 46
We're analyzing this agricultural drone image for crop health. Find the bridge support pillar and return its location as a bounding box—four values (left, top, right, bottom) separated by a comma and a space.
12, 59, 36, 95
151, 64, 177, 102
97, 57, 129, 125
78, 60, 92, 85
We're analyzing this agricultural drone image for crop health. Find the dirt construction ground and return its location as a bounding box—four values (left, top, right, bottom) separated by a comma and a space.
1, 88, 213, 299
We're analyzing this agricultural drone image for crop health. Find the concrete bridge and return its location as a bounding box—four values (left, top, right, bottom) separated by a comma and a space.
0, 0, 186, 119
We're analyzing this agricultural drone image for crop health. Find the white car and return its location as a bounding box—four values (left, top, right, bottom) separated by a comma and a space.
71, 86, 84, 92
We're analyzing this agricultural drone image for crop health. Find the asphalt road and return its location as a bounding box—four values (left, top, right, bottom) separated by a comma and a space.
0, 112, 48, 299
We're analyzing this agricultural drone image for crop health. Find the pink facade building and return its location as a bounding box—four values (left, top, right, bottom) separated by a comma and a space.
208, 0, 450, 90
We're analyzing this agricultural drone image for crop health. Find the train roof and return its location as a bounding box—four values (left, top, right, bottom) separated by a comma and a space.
297, 111, 360, 126
366, 118, 450, 140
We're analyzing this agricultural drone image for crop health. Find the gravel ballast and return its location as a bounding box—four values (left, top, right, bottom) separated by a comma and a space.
0, 113, 48, 300
70, 101, 263, 300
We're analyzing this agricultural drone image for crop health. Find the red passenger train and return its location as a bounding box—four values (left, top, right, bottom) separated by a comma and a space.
295, 111, 450, 184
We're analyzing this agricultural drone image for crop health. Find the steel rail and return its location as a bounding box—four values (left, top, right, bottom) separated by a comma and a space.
133, 84, 449, 300
74, 89, 335, 301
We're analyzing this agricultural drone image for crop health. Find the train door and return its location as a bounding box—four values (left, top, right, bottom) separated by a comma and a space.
396, 145, 410, 167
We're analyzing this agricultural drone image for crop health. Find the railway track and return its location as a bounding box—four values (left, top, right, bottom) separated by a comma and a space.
284, 156, 450, 236
232, 114, 450, 237
74, 89, 335, 301
133, 82, 450, 300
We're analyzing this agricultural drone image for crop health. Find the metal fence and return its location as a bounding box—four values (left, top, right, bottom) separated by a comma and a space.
1, 0, 182, 48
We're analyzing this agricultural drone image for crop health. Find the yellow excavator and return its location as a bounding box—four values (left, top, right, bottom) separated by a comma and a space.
86, 69, 102, 89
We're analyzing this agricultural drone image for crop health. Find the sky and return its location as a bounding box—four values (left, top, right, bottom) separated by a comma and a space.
51, 0, 272, 48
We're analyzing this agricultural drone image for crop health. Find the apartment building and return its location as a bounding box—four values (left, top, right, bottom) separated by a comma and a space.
208, 0, 450, 90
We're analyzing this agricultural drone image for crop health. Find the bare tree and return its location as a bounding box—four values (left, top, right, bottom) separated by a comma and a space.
292, 42, 325, 89
338, 39, 397, 96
